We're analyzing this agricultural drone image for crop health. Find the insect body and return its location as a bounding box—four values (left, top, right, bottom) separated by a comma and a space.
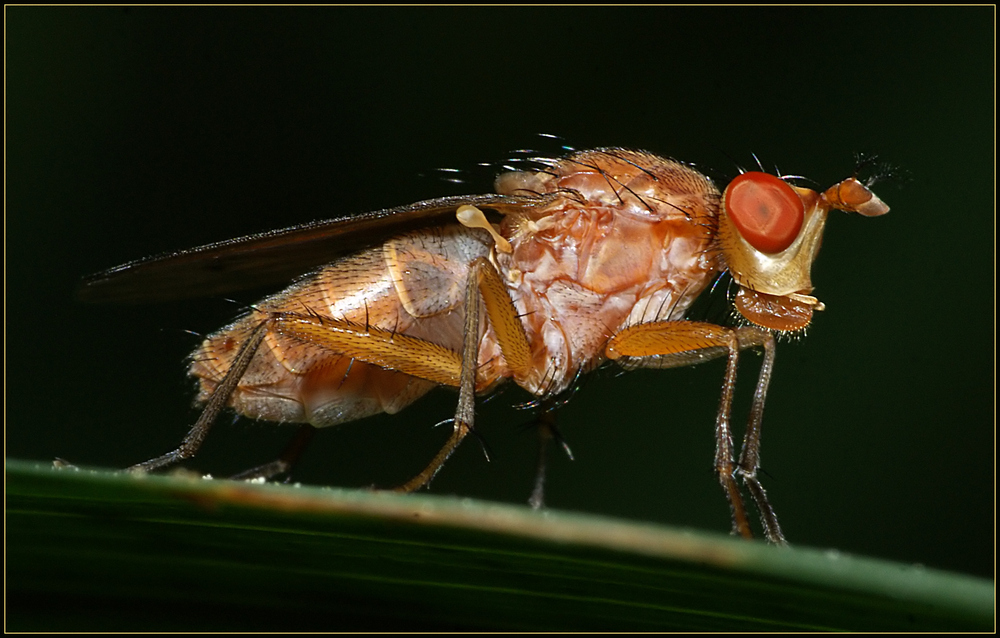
80, 148, 889, 543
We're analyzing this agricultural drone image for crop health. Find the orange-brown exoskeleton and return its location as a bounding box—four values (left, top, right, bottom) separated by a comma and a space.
79, 147, 889, 543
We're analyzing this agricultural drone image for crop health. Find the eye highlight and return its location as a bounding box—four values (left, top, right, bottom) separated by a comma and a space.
724, 172, 804, 254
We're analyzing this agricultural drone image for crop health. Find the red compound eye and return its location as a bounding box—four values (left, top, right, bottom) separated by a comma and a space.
724, 172, 804, 254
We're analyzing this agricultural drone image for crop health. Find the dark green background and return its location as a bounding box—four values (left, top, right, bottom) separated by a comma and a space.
7, 7, 993, 580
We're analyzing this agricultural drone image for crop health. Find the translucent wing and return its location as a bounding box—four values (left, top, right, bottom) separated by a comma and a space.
78, 193, 553, 304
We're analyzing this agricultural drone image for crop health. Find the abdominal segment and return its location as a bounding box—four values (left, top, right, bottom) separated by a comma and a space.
188, 225, 492, 428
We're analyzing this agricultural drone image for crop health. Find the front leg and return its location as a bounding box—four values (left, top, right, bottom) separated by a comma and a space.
606, 321, 786, 544
735, 330, 785, 544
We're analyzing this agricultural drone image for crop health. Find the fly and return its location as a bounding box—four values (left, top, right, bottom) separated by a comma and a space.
78, 147, 890, 543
